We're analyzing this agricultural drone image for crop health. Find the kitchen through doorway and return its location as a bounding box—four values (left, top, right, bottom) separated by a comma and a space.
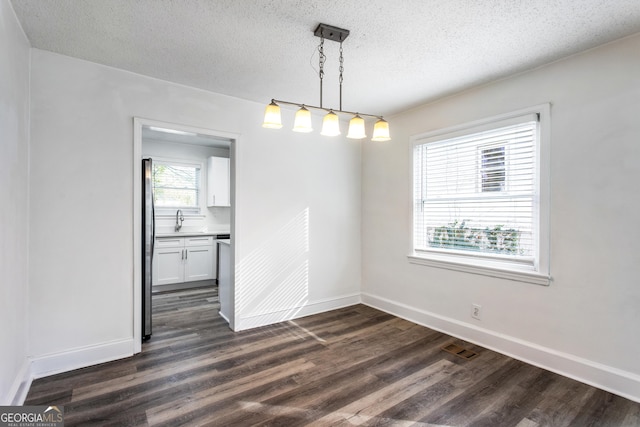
133, 118, 237, 353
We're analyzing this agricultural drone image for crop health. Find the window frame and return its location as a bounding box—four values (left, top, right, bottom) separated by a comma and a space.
408, 104, 551, 286
152, 157, 205, 217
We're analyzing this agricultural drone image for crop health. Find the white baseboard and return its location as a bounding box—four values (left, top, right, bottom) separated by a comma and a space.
3, 358, 32, 405
30, 338, 134, 381
218, 310, 232, 328
362, 292, 640, 403
5, 338, 134, 405
153, 280, 215, 294
235, 293, 361, 331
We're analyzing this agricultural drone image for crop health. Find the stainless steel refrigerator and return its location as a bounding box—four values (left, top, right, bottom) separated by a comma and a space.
142, 158, 154, 340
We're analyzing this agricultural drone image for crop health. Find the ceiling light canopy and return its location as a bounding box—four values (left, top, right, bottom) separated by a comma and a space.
263, 23, 391, 142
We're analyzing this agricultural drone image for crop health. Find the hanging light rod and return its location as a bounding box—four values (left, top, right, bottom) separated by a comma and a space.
262, 23, 391, 141
269, 99, 381, 120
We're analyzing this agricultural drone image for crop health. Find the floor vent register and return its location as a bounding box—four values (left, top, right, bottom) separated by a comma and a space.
441, 342, 479, 360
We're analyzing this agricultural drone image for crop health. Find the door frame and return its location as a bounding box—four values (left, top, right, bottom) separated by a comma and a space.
132, 117, 238, 353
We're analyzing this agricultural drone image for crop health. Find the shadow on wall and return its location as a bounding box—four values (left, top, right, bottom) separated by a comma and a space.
236, 208, 310, 328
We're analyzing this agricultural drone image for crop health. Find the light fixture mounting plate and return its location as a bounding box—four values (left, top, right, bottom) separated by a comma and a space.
314, 23, 349, 42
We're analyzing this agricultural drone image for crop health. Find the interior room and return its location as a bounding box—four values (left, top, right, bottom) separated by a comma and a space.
2, 0, 640, 425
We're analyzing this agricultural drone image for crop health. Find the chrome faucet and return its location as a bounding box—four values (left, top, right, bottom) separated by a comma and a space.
175, 209, 184, 232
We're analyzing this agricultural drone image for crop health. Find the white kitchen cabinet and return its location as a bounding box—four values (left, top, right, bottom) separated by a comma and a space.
153, 236, 215, 286
184, 246, 214, 282
154, 246, 184, 285
207, 156, 230, 207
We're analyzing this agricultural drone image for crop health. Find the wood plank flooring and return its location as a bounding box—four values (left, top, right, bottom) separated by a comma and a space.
25, 287, 640, 426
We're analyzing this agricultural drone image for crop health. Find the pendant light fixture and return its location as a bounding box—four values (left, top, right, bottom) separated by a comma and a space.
262, 100, 283, 129
321, 110, 341, 136
372, 118, 391, 141
293, 106, 313, 133
263, 23, 390, 142
346, 114, 366, 139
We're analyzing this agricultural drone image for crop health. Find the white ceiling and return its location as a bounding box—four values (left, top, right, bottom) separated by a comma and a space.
10, 0, 640, 116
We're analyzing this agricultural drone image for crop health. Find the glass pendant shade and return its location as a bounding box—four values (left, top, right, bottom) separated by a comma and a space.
262, 101, 283, 129
320, 111, 341, 136
371, 118, 391, 141
292, 106, 313, 132
346, 114, 366, 139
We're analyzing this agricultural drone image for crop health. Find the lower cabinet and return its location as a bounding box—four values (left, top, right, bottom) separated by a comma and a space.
153, 236, 216, 286
154, 246, 184, 285
184, 246, 215, 281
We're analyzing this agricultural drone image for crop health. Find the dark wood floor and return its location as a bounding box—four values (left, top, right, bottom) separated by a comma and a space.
26, 287, 640, 426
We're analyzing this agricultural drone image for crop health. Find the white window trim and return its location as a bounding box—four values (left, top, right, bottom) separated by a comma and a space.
408, 104, 551, 286
152, 156, 205, 216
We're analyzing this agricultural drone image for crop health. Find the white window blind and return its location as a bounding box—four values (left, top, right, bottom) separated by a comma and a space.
153, 161, 201, 214
413, 114, 539, 266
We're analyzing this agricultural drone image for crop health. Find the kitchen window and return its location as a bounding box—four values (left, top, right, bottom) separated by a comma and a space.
152, 159, 202, 216
409, 105, 550, 285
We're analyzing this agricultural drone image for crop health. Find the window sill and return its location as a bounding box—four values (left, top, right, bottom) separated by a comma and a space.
407, 252, 550, 286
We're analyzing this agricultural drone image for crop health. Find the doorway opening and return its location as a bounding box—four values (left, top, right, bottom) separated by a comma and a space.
133, 118, 237, 353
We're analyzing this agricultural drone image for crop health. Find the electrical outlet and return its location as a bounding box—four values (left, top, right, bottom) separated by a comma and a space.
471, 304, 482, 320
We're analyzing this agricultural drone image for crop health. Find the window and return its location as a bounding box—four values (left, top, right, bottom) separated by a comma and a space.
153, 160, 202, 215
480, 146, 505, 192
410, 106, 550, 285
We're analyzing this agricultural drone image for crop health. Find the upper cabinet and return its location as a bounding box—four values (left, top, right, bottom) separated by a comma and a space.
207, 156, 230, 207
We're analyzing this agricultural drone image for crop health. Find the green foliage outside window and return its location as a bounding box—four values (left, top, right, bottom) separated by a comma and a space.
429, 219, 520, 254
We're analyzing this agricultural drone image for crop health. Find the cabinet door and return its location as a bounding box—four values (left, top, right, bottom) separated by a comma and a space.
184, 246, 214, 282
207, 156, 230, 207
153, 247, 184, 285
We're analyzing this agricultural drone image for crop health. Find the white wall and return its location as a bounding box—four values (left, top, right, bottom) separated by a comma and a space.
28, 49, 361, 373
142, 139, 231, 233
362, 33, 640, 401
0, 0, 31, 404
234, 118, 362, 330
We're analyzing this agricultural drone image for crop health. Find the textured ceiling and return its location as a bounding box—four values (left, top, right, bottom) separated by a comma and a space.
10, 0, 640, 116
